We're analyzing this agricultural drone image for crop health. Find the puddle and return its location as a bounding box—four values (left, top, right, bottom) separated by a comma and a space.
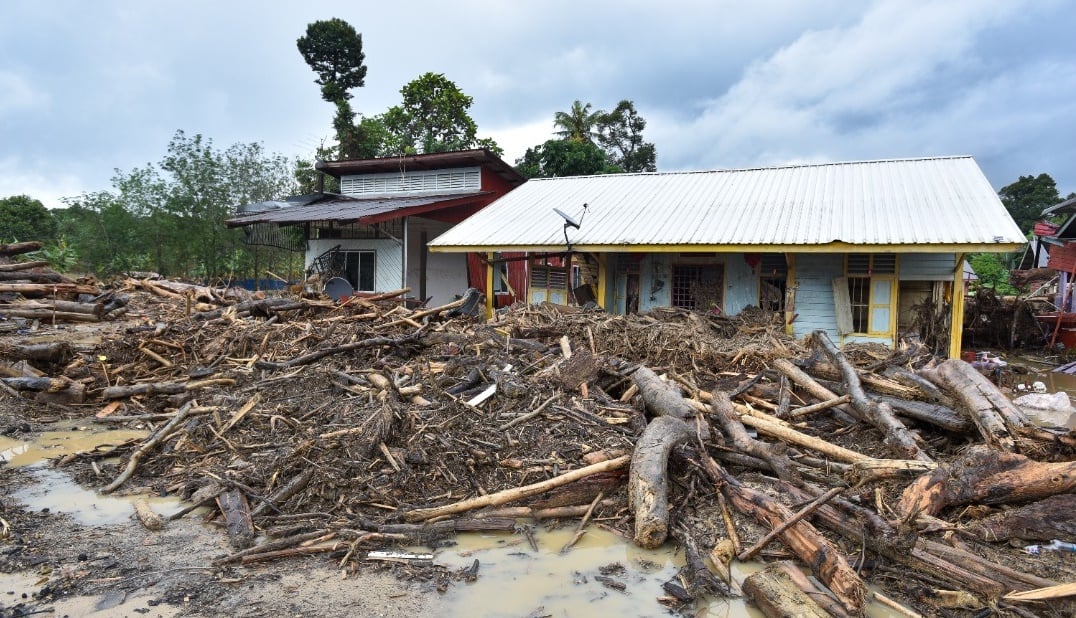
0, 420, 146, 467
0, 572, 181, 617
438, 528, 903, 617
2, 421, 183, 526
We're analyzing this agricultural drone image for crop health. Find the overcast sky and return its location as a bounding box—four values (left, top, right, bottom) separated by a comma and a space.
2, 0, 1074, 209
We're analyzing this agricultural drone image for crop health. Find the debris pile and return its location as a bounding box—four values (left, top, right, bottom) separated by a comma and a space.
2, 280, 1074, 617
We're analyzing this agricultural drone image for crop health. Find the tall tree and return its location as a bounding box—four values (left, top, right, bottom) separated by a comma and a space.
596, 100, 657, 172
0, 195, 57, 242
515, 139, 620, 179
378, 73, 502, 156
553, 100, 602, 143
999, 173, 1062, 234
297, 18, 368, 158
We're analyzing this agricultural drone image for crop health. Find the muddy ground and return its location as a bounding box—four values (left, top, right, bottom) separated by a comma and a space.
1, 464, 451, 618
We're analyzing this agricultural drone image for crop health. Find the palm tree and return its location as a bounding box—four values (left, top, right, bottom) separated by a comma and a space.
553, 100, 602, 143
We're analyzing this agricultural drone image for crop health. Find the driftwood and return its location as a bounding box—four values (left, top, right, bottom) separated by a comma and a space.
629, 415, 692, 548
134, 499, 163, 531
0, 241, 42, 256
772, 561, 854, 618
897, 445, 1076, 518
101, 379, 234, 400
633, 366, 695, 420
781, 482, 1053, 600
190, 297, 308, 321
218, 489, 255, 549
0, 259, 49, 271
811, 330, 931, 462
404, 455, 631, 522
251, 468, 316, 517
0, 342, 71, 363
0, 282, 99, 297
102, 402, 204, 494
694, 446, 867, 613
920, 359, 1026, 451
710, 391, 794, 481
963, 494, 1076, 542
742, 560, 835, 618
255, 331, 426, 371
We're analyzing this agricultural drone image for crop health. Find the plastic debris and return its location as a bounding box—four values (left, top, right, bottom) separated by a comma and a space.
1024, 540, 1076, 555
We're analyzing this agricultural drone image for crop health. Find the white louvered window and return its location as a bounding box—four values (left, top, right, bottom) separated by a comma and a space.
339, 168, 481, 197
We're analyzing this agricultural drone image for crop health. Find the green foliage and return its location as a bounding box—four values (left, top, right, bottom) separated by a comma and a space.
999, 173, 1062, 234
515, 139, 620, 179
0, 195, 58, 242
297, 18, 368, 159
522, 99, 657, 177
553, 100, 602, 143
595, 100, 657, 172
26, 236, 78, 272
378, 73, 501, 156
57, 131, 298, 281
297, 18, 367, 103
968, 252, 1019, 295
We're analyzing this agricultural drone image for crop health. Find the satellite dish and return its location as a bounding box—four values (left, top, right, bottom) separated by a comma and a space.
324, 277, 354, 301
553, 207, 581, 229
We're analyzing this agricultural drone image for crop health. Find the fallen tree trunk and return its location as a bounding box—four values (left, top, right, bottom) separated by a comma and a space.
743, 563, 832, 618
0, 308, 100, 322
963, 494, 1076, 542
632, 366, 695, 420
694, 447, 867, 614
629, 415, 692, 549
709, 391, 794, 481
920, 359, 1026, 451
811, 330, 932, 462
0, 282, 99, 297
0, 260, 49, 272
772, 358, 857, 424
898, 445, 1076, 518
0, 241, 42, 256
781, 482, 1010, 601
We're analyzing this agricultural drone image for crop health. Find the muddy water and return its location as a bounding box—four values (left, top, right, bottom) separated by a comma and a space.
438, 528, 902, 617
2, 422, 183, 526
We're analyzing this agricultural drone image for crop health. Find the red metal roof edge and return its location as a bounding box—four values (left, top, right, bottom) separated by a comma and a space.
315, 149, 525, 186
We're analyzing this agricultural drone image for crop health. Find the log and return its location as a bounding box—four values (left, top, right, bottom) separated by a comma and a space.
920, 359, 1026, 451
101, 378, 233, 400
845, 459, 936, 486
811, 330, 932, 462
710, 391, 794, 481
0, 270, 68, 282
0, 308, 100, 322
254, 330, 426, 371
873, 394, 972, 433
772, 561, 854, 618
629, 415, 692, 549
191, 297, 309, 321
632, 366, 695, 420
405, 455, 631, 522
134, 499, 164, 531
789, 394, 851, 418
217, 489, 255, 549
0, 241, 42, 256
251, 468, 316, 517
694, 448, 867, 613
0, 342, 71, 363
898, 445, 1076, 518
807, 359, 924, 399
772, 358, 858, 424
736, 411, 874, 464
0, 260, 49, 271
0, 282, 99, 297
743, 563, 832, 618
780, 482, 1009, 601
963, 494, 1076, 542
102, 402, 203, 493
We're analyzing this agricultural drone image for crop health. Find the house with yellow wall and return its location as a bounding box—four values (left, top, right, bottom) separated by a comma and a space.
428, 156, 1025, 358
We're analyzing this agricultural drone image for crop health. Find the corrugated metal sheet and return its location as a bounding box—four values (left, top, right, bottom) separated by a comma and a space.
429, 157, 1025, 250
227, 192, 486, 227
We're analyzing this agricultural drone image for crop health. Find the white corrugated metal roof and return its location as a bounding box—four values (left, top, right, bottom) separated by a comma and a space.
428, 156, 1025, 252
